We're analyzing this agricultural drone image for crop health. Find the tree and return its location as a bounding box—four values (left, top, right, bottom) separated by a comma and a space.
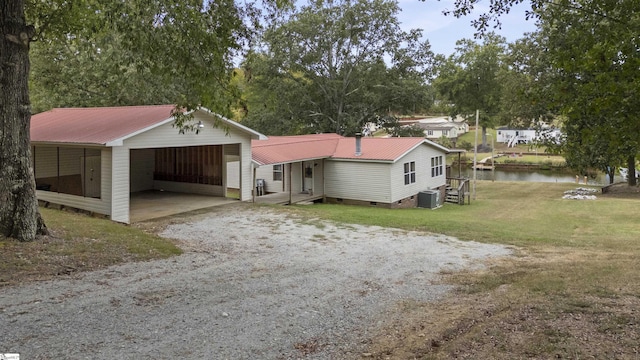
535, 0, 640, 185
433, 34, 507, 147
1, 0, 47, 240
431, 0, 640, 185
241, 0, 434, 136
1, 0, 256, 241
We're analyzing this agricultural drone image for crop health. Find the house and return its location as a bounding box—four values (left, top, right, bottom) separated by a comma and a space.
252, 134, 451, 208
402, 116, 469, 141
30, 105, 264, 223
496, 126, 562, 147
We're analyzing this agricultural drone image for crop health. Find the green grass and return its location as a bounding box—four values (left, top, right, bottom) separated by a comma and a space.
0, 208, 181, 285
289, 182, 639, 249
294, 181, 640, 358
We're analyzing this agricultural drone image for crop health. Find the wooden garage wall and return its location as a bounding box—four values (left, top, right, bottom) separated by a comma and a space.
154, 145, 223, 185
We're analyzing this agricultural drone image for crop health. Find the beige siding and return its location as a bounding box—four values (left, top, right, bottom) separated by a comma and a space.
110, 146, 130, 223
255, 165, 285, 193
325, 161, 391, 203
390, 144, 447, 202
130, 149, 155, 192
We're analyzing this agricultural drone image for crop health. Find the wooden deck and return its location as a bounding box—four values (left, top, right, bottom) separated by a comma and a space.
254, 191, 324, 205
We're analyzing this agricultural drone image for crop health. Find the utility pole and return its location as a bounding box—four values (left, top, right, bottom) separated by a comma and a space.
472, 109, 479, 200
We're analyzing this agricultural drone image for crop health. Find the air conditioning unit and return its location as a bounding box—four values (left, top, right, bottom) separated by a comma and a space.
418, 190, 441, 209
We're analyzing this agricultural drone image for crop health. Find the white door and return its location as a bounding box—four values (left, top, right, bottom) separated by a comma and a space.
302, 161, 313, 193
80, 156, 101, 198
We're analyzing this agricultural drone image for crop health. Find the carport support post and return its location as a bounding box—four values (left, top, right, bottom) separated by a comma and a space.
288, 163, 292, 205
252, 166, 256, 203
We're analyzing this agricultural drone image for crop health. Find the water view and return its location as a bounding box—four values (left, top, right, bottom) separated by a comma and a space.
455, 168, 620, 186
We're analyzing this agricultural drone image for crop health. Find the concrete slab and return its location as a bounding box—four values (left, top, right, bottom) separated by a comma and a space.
130, 190, 238, 223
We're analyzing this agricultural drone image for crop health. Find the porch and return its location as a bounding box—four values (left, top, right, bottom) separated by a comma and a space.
253, 191, 324, 205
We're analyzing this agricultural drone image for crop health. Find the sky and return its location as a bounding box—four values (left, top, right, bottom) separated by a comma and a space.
397, 0, 538, 56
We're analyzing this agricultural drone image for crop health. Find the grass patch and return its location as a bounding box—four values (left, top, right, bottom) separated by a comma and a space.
0, 208, 181, 286
285, 181, 640, 358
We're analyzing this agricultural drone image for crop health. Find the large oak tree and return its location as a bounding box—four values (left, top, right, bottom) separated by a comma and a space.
241, 0, 434, 136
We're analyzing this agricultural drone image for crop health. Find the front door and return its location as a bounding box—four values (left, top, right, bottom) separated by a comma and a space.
80, 156, 101, 198
302, 161, 313, 193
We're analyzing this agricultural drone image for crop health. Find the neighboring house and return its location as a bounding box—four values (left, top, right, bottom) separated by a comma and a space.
402, 116, 469, 141
30, 105, 264, 223
496, 126, 562, 146
252, 134, 451, 208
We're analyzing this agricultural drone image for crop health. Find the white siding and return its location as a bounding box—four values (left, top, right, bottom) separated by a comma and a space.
123, 113, 250, 149
226, 159, 240, 189
255, 164, 285, 193
325, 161, 391, 203
130, 149, 155, 192
313, 160, 324, 196
110, 146, 130, 223
390, 144, 446, 202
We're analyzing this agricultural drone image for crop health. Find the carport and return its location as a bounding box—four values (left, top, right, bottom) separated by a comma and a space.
31, 105, 265, 224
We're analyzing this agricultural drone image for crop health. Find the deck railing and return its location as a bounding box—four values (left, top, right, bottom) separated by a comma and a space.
446, 177, 470, 205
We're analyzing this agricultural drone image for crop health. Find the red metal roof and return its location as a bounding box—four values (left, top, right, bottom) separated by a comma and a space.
30, 105, 176, 145
252, 134, 342, 165
333, 137, 427, 161
252, 134, 448, 165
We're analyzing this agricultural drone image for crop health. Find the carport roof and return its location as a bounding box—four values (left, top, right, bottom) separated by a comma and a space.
30, 105, 264, 146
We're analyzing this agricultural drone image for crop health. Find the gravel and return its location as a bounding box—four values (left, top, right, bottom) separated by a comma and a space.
0, 205, 511, 359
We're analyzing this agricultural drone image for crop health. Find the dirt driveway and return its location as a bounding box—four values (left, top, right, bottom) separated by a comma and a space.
0, 205, 511, 359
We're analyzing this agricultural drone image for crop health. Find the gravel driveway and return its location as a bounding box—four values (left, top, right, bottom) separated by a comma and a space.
0, 205, 511, 359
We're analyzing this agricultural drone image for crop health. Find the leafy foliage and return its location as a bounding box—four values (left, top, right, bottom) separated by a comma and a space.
28, 0, 252, 117
433, 34, 507, 145
241, 0, 434, 136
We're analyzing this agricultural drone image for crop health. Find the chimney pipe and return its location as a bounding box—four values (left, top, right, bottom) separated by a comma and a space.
355, 133, 362, 156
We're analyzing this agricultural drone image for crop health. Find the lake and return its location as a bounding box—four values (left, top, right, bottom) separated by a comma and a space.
455, 168, 620, 186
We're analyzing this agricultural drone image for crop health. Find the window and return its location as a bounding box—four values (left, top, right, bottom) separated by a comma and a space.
442, 130, 448, 136
427, 130, 434, 136
404, 161, 416, 185
431, 156, 443, 177
273, 164, 283, 181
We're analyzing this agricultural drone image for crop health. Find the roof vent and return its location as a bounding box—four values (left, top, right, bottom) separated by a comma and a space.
355, 133, 362, 156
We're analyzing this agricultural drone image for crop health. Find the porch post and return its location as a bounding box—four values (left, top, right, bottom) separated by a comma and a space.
288, 163, 292, 205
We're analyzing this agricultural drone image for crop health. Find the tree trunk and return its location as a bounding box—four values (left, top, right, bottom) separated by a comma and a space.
481, 126, 487, 147
0, 0, 48, 241
627, 155, 637, 186
608, 167, 615, 185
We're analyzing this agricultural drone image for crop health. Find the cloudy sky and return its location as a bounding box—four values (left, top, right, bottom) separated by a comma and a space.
397, 0, 538, 56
